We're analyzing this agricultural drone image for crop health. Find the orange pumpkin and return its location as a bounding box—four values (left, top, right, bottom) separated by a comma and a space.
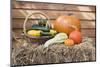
64, 39, 74, 46
53, 15, 81, 35
69, 30, 82, 44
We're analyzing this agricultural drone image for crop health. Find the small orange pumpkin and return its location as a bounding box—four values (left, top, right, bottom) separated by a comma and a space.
53, 15, 81, 35
64, 39, 74, 46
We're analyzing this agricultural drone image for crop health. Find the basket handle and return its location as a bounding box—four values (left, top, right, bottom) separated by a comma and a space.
23, 12, 50, 36
12, 32, 22, 43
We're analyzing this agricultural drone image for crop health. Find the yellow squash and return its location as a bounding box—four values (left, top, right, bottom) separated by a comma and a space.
27, 30, 41, 37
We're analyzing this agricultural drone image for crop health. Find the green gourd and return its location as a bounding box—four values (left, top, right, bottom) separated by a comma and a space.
40, 32, 52, 36
38, 18, 48, 26
32, 24, 50, 32
44, 33, 68, 48
40, 29, 57, 36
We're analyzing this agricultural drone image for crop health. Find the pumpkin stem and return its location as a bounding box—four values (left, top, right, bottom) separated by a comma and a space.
68, 13, 73, 16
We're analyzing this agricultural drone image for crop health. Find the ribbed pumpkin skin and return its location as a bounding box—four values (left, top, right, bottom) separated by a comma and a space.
53, 15, 81, 35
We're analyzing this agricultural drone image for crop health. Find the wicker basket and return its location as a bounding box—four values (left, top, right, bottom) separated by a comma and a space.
23, 12, 53, 45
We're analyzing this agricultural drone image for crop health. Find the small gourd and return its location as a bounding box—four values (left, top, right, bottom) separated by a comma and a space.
50, 29, 57, 36
64, 39, 74, 46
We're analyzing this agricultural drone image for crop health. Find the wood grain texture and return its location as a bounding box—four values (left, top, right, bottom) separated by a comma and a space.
12, 9, 95, 20
12, 19, 95, 29
12, 1, 96, 12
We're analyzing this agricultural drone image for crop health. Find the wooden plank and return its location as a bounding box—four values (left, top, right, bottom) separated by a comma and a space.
12, 1, 96, 12
12, 9, 95, 20
12, 28, 95, 38
81, 28, 95, 37
12, 19, 96, 29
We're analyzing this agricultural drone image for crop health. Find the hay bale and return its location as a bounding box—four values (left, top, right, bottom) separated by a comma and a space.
12, 37, 95, 66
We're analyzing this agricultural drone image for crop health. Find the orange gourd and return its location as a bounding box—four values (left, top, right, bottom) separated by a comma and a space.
53, 15, 81, 35
64, 39, 74, 46
69, 30, 82, 44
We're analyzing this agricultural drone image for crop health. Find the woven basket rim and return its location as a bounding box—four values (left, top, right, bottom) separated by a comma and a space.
26, 35, 53, 39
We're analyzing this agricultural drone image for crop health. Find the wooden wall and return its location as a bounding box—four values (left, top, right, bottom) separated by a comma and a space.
12, 1, 96, 43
